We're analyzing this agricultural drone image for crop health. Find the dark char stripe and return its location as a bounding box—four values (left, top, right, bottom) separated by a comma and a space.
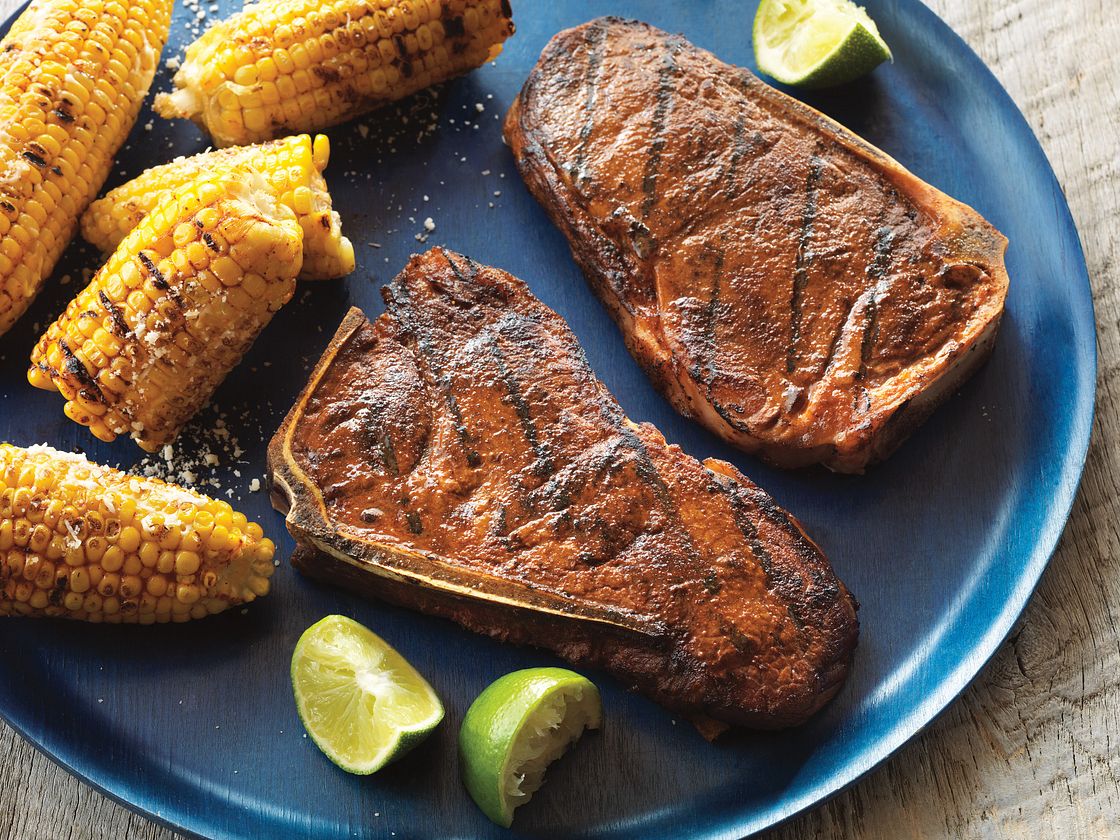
720, 115, 748, 189
136, 251, 165, 287
716, 477, 815, 627
442, 249, 480, 283
377, 431, 400, 477
699, 245, 725, 396
487, 317, 555, 478
390, 266, 482, 468
787, 155, 825, 375
858, 225, 896, 381
719, 117, 766, 196
639, 37, 682, 220
138, 251, 187, 310
588, 394, 707, 569
571, 19, 607, 183
98, 290, 131, 338
819, 297, 851, 378
58, 339, 105, 404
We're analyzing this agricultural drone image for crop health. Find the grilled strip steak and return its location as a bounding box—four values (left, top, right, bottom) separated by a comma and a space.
269, 248, 858, 730
504, 17, 1010, 472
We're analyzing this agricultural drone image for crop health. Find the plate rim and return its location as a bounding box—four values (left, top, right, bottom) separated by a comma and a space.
0, 0, 1097, 837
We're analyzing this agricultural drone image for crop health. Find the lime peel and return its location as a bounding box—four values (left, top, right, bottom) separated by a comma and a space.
459, 667, 602, 827
754, 0, 892, 89
291, 615, 444, 775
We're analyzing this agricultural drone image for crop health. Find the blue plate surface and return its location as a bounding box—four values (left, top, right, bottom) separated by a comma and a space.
0, 1, 1095, 838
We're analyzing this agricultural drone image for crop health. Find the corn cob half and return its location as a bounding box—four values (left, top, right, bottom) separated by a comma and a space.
29, 167, 304, 452
0, 444, 275, 623
82, 134, 355, 281
0, 0, 174, 336
154, 0, 515, 147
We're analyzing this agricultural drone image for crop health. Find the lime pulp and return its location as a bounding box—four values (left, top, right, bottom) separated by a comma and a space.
458, 667, 602, 827
290, 614, 444, 775
753, 0, 892, 88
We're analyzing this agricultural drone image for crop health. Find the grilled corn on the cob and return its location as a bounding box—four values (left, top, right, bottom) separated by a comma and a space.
81, 134, 354, 281
0, 444, 275, 622
29, 168, 304, 452
0, 0, 174, 336
154, 0, 515, 146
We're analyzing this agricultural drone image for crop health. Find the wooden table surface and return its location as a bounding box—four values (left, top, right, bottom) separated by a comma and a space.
2, 0, 1117, 837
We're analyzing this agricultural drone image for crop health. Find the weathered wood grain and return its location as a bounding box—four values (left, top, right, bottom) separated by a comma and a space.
1, 0, 1116, 838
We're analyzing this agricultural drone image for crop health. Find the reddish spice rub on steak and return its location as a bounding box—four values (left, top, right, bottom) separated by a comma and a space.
504, 17, 1010, 472
269, 248, 858, 731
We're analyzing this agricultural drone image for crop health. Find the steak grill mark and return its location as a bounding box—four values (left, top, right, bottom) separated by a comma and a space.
571, 19, 606, 184
486, 316, 556, 479
639, 39, 682, 220
788, 155, 824, 375
698, 245, 725, 395
858, 224, 896, 382
388, 277, 482, 468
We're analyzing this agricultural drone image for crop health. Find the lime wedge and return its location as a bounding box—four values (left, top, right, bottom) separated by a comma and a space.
291, 615, 444, 775
754, 0, 892, 88
458, 668, 601, 827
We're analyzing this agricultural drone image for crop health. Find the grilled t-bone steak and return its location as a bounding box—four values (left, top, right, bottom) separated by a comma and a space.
269, 248, 858, 731
504, 18, 1010, 472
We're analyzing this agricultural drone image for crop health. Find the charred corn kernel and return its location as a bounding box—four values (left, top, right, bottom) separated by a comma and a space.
153, 0, 515, 146
0, 444, 275, 623
0, 0, 174, 336
81, 134, 353, 281
28, 168, 304, 452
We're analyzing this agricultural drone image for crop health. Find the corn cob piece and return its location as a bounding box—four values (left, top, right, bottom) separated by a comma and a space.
0, 0, 174, 336
154, 0, 515, 147
28, 168, 304, 452
81, 134, 354, 281
0, 444, 275, 623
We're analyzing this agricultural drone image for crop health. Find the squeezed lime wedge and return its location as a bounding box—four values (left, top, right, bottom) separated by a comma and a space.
754, 0, 892, 88
291, 615, 444, 774
459, 667, 601, 827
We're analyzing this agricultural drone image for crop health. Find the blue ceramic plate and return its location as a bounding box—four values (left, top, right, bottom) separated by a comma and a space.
0, 1, 1095, 838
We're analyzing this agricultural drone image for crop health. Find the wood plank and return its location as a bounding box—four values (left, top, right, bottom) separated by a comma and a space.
1, 0, 1116, 837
